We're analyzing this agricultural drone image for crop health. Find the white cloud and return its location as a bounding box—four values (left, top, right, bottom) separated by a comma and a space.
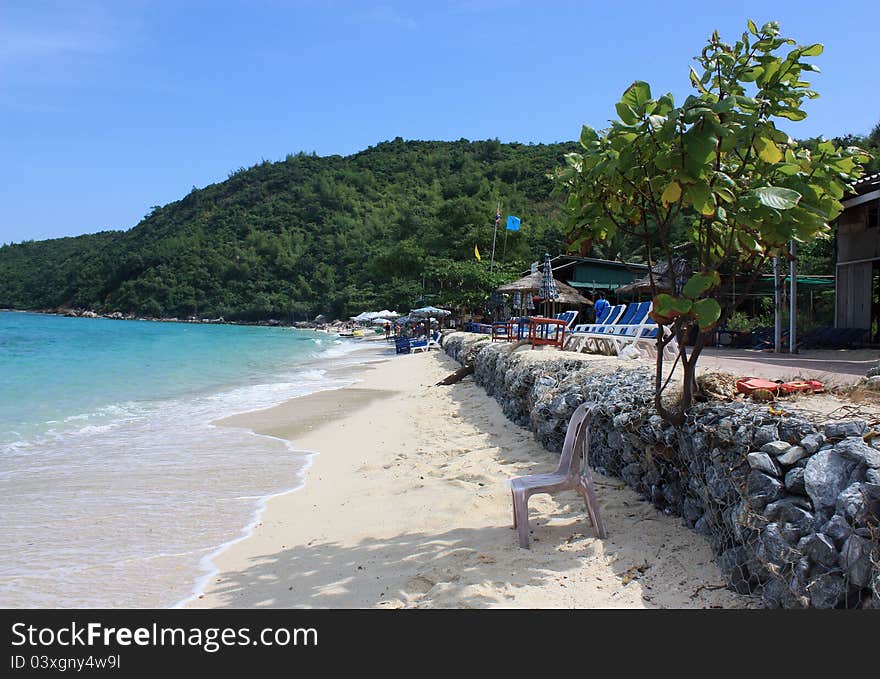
0, 1, 123, 66
361, 4, 418, 30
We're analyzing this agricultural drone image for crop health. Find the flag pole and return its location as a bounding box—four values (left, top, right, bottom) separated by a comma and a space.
490, 202, 499, 274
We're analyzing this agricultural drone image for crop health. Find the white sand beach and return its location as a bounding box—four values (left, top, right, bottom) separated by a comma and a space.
187, 348, 756, 609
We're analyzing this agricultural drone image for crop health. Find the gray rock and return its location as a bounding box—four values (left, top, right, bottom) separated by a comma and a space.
761, 440, 792, 457
800, 433, 825, 455
694, 513, 711, 535
824, 420, 866, 439
747, 470, 784, 511
779, 418, 814, 444
867, 468, 880, 485
717, 546, 753, 594
795, 557, 811, 586
797, 533, 839, 568
840, 535, 874, 588
612, 412, 631, 428
780, 521, 810, 544
784, 467, 806, 494
682, 497, 704, 525
839, 482, 880, 526
747, 452, 781, 477
764, 498, 814, 533
836, 436, 880, 469
706, 465, 736, 502
846, 462, 868, 486
714, 418, 736, 445
776, 445, 808, 466
807, 571, 846, 609
620, 462, 642, 489
867, 363, 880, 378
761, 575, 806, 609
804, 449, 860, 515
757, 522, 796, 567
760, 578, 786, 609
754, 424, 780, 447
820, 515, 852, 549
661, 483, 681, 507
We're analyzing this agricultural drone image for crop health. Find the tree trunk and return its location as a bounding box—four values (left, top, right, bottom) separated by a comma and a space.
654, 321, 705, 427
435, 365, 474, 386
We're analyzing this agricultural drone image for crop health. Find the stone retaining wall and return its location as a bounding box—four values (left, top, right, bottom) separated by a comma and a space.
443, 332, 880, 608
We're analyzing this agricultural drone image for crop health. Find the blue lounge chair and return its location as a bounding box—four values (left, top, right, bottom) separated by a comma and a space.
580, 301, 679, 360
556, 310, 579, 330
563, 304, 625, 352
584, 302, 644, 353
426, 330, 442, 350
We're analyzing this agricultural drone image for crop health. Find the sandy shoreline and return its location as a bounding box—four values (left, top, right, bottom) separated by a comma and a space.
187, 348, 756, 609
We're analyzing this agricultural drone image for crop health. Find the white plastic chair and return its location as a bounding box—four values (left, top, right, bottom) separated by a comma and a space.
509, 402, 607, 548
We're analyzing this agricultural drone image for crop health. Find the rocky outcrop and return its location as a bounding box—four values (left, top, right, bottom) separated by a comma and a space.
443, 331, 880, 609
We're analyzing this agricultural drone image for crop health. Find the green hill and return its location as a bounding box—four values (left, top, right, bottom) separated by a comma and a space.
0, 138, 579, 321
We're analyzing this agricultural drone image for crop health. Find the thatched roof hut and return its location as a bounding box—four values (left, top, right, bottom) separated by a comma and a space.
497, 271, 593, 306
616, 259, 691, 296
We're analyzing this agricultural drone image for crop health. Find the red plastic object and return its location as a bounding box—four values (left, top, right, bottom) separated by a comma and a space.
736, 377, 824, 396
778, 379, 824, 394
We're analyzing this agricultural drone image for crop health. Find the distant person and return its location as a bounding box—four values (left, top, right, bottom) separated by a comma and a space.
594, 292, 610, 322
384, 323, 391, 339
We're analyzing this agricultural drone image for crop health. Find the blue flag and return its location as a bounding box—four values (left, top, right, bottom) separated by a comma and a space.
506, 215, 521, 231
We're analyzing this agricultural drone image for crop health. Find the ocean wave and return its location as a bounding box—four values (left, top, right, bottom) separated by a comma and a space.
0, 335, 388, 607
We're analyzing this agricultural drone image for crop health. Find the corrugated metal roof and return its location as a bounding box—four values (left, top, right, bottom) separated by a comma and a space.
851, 172, 880, 195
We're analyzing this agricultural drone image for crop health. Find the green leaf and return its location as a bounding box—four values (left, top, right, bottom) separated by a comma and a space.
775, 163, 802, 176
653, 294, 693, 321
684, 130, 717, 176
747, 19, 758, 36
692, 298, 721, 331
712, 96, 736, 113
580, 125, 599, 147
754, 186, 802, 210
800, 43, 823, 56
621, 80, 652, 112
686, 182, 716, 216
689, 67, 707, 93
615, 102, 639, 125
661, 181, 682, 208
775, 107, 807, 121
682, 273, 716, 299
740, 66, 763, 82
753, 136, 783, 164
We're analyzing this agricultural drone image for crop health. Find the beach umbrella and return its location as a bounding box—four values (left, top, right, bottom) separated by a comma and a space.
411, 306, 451, 318
372, 317, 393, 325
539, 253, 559, 301
376, 309, 400, 319
538, 253, 559, 317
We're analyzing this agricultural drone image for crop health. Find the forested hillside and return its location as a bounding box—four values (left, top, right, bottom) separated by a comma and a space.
2, 127, 876, 322
0, 139, 580, 321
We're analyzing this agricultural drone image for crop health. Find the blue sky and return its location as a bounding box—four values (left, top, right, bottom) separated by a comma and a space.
1, 0, 877, 243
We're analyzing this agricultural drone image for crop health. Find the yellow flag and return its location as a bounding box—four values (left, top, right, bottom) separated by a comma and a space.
474, 244, 481, 261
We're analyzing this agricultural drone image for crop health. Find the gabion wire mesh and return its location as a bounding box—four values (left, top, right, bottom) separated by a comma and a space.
443, 333, 880, 608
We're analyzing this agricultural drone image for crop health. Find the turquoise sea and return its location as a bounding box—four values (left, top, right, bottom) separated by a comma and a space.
0, 311, 382, 607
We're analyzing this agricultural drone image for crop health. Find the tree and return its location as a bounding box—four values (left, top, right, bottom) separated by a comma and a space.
556, 20, 870, 425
